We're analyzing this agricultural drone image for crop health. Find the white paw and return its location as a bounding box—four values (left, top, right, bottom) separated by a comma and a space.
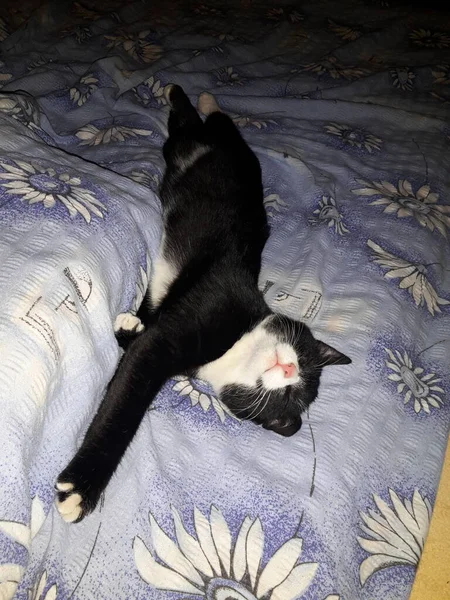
114, 312, 144, 334
55, 482, 82, 523
198, 91, 220, 116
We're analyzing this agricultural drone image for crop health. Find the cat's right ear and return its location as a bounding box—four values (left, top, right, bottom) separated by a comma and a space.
316, 340, 351, 367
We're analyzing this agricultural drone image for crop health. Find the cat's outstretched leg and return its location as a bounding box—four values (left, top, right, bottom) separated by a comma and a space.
55, 325, 172, 522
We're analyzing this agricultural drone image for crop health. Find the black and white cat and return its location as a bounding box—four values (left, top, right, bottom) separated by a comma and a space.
56, 86, 351, 523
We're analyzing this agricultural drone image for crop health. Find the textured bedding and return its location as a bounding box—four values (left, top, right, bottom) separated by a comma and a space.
0, 1, 449, 599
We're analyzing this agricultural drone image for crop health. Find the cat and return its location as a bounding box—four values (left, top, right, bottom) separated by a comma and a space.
55, 85, 351, 523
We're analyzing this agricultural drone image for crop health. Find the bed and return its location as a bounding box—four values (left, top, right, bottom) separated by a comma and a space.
0, 1, 449, 599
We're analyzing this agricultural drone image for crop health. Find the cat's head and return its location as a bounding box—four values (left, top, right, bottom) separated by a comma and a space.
198, 314, 351, 437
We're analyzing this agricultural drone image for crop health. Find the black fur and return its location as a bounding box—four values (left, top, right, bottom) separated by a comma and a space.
56, 86, 350, 522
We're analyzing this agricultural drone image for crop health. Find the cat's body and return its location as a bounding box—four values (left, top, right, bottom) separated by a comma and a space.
55, 86, 350, 523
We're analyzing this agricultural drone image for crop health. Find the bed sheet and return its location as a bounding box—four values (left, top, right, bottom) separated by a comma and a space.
0, 1, 449, 599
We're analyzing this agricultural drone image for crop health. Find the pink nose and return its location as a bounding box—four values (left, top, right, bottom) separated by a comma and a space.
280, 363, 296, 378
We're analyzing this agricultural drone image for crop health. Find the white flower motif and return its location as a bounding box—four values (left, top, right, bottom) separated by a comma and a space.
133, 76, 166, 106
267, 7, 304, 22
0, 496, 46, 599
0, 94, 40, 128
129, 170, 161, 190
134, 505, 322, 599
0, 61, 12, 87
0, 564, 23, 600
353, 179, 450, 237
104, 30, 162, 63
28, 57, 50, 71
72, 1, 101, 20
172, 375, 236, 422
309, 196, 349, 235
325, 123, 382, 152
430, 90, 450, 104
0, 17, 8, 41
432, 64, 450, 85
409, 29, 450, 49
328, 20, 361, 41
232, 115, 276, 129
390, 67, 415, 91
60, 25, 92, 44
358, 489, 432, 585
384, 349, 444, 414
193, 4, 225, 16
0, 160, 106, 223
367, 240, 450, 315
302, 56, 368, 80
215, 66, 245, 86
27, 571, 57, 600
264, 188, 287, 216
76, 124, 152, 146
69, 73, 98, 106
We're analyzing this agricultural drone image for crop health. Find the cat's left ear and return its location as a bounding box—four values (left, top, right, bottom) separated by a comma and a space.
316, 340, 351, 366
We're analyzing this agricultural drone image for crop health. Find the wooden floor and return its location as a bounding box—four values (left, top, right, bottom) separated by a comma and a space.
409, 436, 450, 600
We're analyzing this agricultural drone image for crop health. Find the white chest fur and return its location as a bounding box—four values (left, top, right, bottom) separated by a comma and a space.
149, 234, 179, 308
197, 318, 300, 393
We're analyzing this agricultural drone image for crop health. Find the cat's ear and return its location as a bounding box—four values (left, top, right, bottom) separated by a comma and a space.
316, 340, 351, 367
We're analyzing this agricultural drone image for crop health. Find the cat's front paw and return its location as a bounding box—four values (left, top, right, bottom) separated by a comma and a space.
114, 312, 144, 334
55, 466, 104, 523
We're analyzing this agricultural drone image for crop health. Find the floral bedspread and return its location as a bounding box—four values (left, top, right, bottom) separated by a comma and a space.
0, 1, 449, 599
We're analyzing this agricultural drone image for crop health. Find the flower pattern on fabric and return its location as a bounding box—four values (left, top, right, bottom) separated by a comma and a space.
0, 18, 9, 42
358, 489, 431, 585
76, 124, 153, 146
233, 115, 276, 129
0, 160, 106, 223
133, 76, 167, 106
367, 240, 449, 315
215, 66, 245, 86
384, 349, 444, 414
390, 67, 415, 91
0, 94, 40, 129
171, 376, 236, 422
266, 7, 304, 23
0, 62, 12, 87
353, 179, 450, 237
264, 189, 287, 216
27, 571, 57, 600
0, 496, 46, 599
409, 29, 450, 49
0, 564, 23, 600
69, 73, 99, 106
60, 25, 92, 44
301, 56, 368, 80
325, 123, 382, 152
105, 30, 162, 63
432, 65, 450, 85
28, 57, 51, 72
129, 170, 161, 190
328, 20, 362, 41
309, 196, 349, 235
134, 505, 323, 599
